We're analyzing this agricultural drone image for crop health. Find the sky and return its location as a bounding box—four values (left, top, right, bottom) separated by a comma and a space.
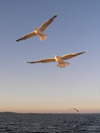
0, 0, 100, 113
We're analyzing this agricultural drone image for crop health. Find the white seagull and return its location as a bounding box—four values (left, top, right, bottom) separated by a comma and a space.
25, 50, 87, 68
16, 14, 57, 42
68, 108, 79, 112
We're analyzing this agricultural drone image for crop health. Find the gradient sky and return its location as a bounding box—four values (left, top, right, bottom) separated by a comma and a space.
0, 0, 100, 113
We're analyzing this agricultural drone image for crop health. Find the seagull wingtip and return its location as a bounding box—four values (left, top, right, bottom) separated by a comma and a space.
16, 39, 19, 42
24, 61, 27, 63
85, 50, 88, 52
24, 61, 32, 64
54, 14, 57, 17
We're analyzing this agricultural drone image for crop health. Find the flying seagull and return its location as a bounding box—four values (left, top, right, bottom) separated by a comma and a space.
25, 50, 87, 68
16, 14, 57, 42
68, 108, 79, 112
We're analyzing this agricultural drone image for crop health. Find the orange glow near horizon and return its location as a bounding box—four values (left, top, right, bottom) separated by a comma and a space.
0, 105, 100, 114
0, 97, 100, 114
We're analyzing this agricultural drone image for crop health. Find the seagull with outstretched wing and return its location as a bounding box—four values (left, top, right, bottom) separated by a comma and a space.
68, 108, 79, 112
25, 50, 87, 68
16, 14, 57, 42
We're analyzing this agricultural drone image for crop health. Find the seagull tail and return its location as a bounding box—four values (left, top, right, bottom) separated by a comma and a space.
64, 61, 70, 67
57, 63, 61, 68
39, 33, 48, 41
57, 62, 70, 68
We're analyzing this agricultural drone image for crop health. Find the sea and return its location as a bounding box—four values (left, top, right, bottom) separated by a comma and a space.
0, 113, 100, 133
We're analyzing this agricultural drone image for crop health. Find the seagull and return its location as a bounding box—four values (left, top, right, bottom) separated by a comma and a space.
25, 50, 87, 68
68, 108, 79, 112
16, 14, 57, 42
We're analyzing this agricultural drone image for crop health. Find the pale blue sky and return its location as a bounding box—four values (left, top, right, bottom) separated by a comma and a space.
0, 0, 100, 113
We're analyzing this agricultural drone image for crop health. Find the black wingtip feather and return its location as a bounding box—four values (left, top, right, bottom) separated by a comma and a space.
54, 14, 57, 18
16, 39, 19, 42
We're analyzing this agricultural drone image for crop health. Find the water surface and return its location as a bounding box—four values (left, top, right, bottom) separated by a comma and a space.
0, 113, 100, 133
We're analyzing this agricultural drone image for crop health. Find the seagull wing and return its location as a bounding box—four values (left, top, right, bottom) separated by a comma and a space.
68, 108, 79, 112
38, 14, 57, 31
75, 109, 79, 112
61, 50, 87, 60
73, 108, 79, 112
16, 31, 37, 42
25, 58, 56, 64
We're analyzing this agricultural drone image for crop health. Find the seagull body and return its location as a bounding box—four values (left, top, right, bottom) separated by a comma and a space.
16, 14, 57, 42
33, 28, 48, 41
25, 50, 87, 68
55, 55, 70, 68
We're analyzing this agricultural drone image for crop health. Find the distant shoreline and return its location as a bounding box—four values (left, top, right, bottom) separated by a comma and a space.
0, 112, 100, 115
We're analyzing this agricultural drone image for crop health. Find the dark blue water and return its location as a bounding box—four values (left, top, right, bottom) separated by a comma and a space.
0, 114, 100, 133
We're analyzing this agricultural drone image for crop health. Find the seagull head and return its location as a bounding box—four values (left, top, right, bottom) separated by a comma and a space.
34, 28, 37, 31
55, 55, 58, 60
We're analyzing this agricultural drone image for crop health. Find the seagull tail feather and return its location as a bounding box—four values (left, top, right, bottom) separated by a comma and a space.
64, 61, 70, 67
39, 34, 48, 41
57, 63, 61, 68
57, 62, 70, 68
